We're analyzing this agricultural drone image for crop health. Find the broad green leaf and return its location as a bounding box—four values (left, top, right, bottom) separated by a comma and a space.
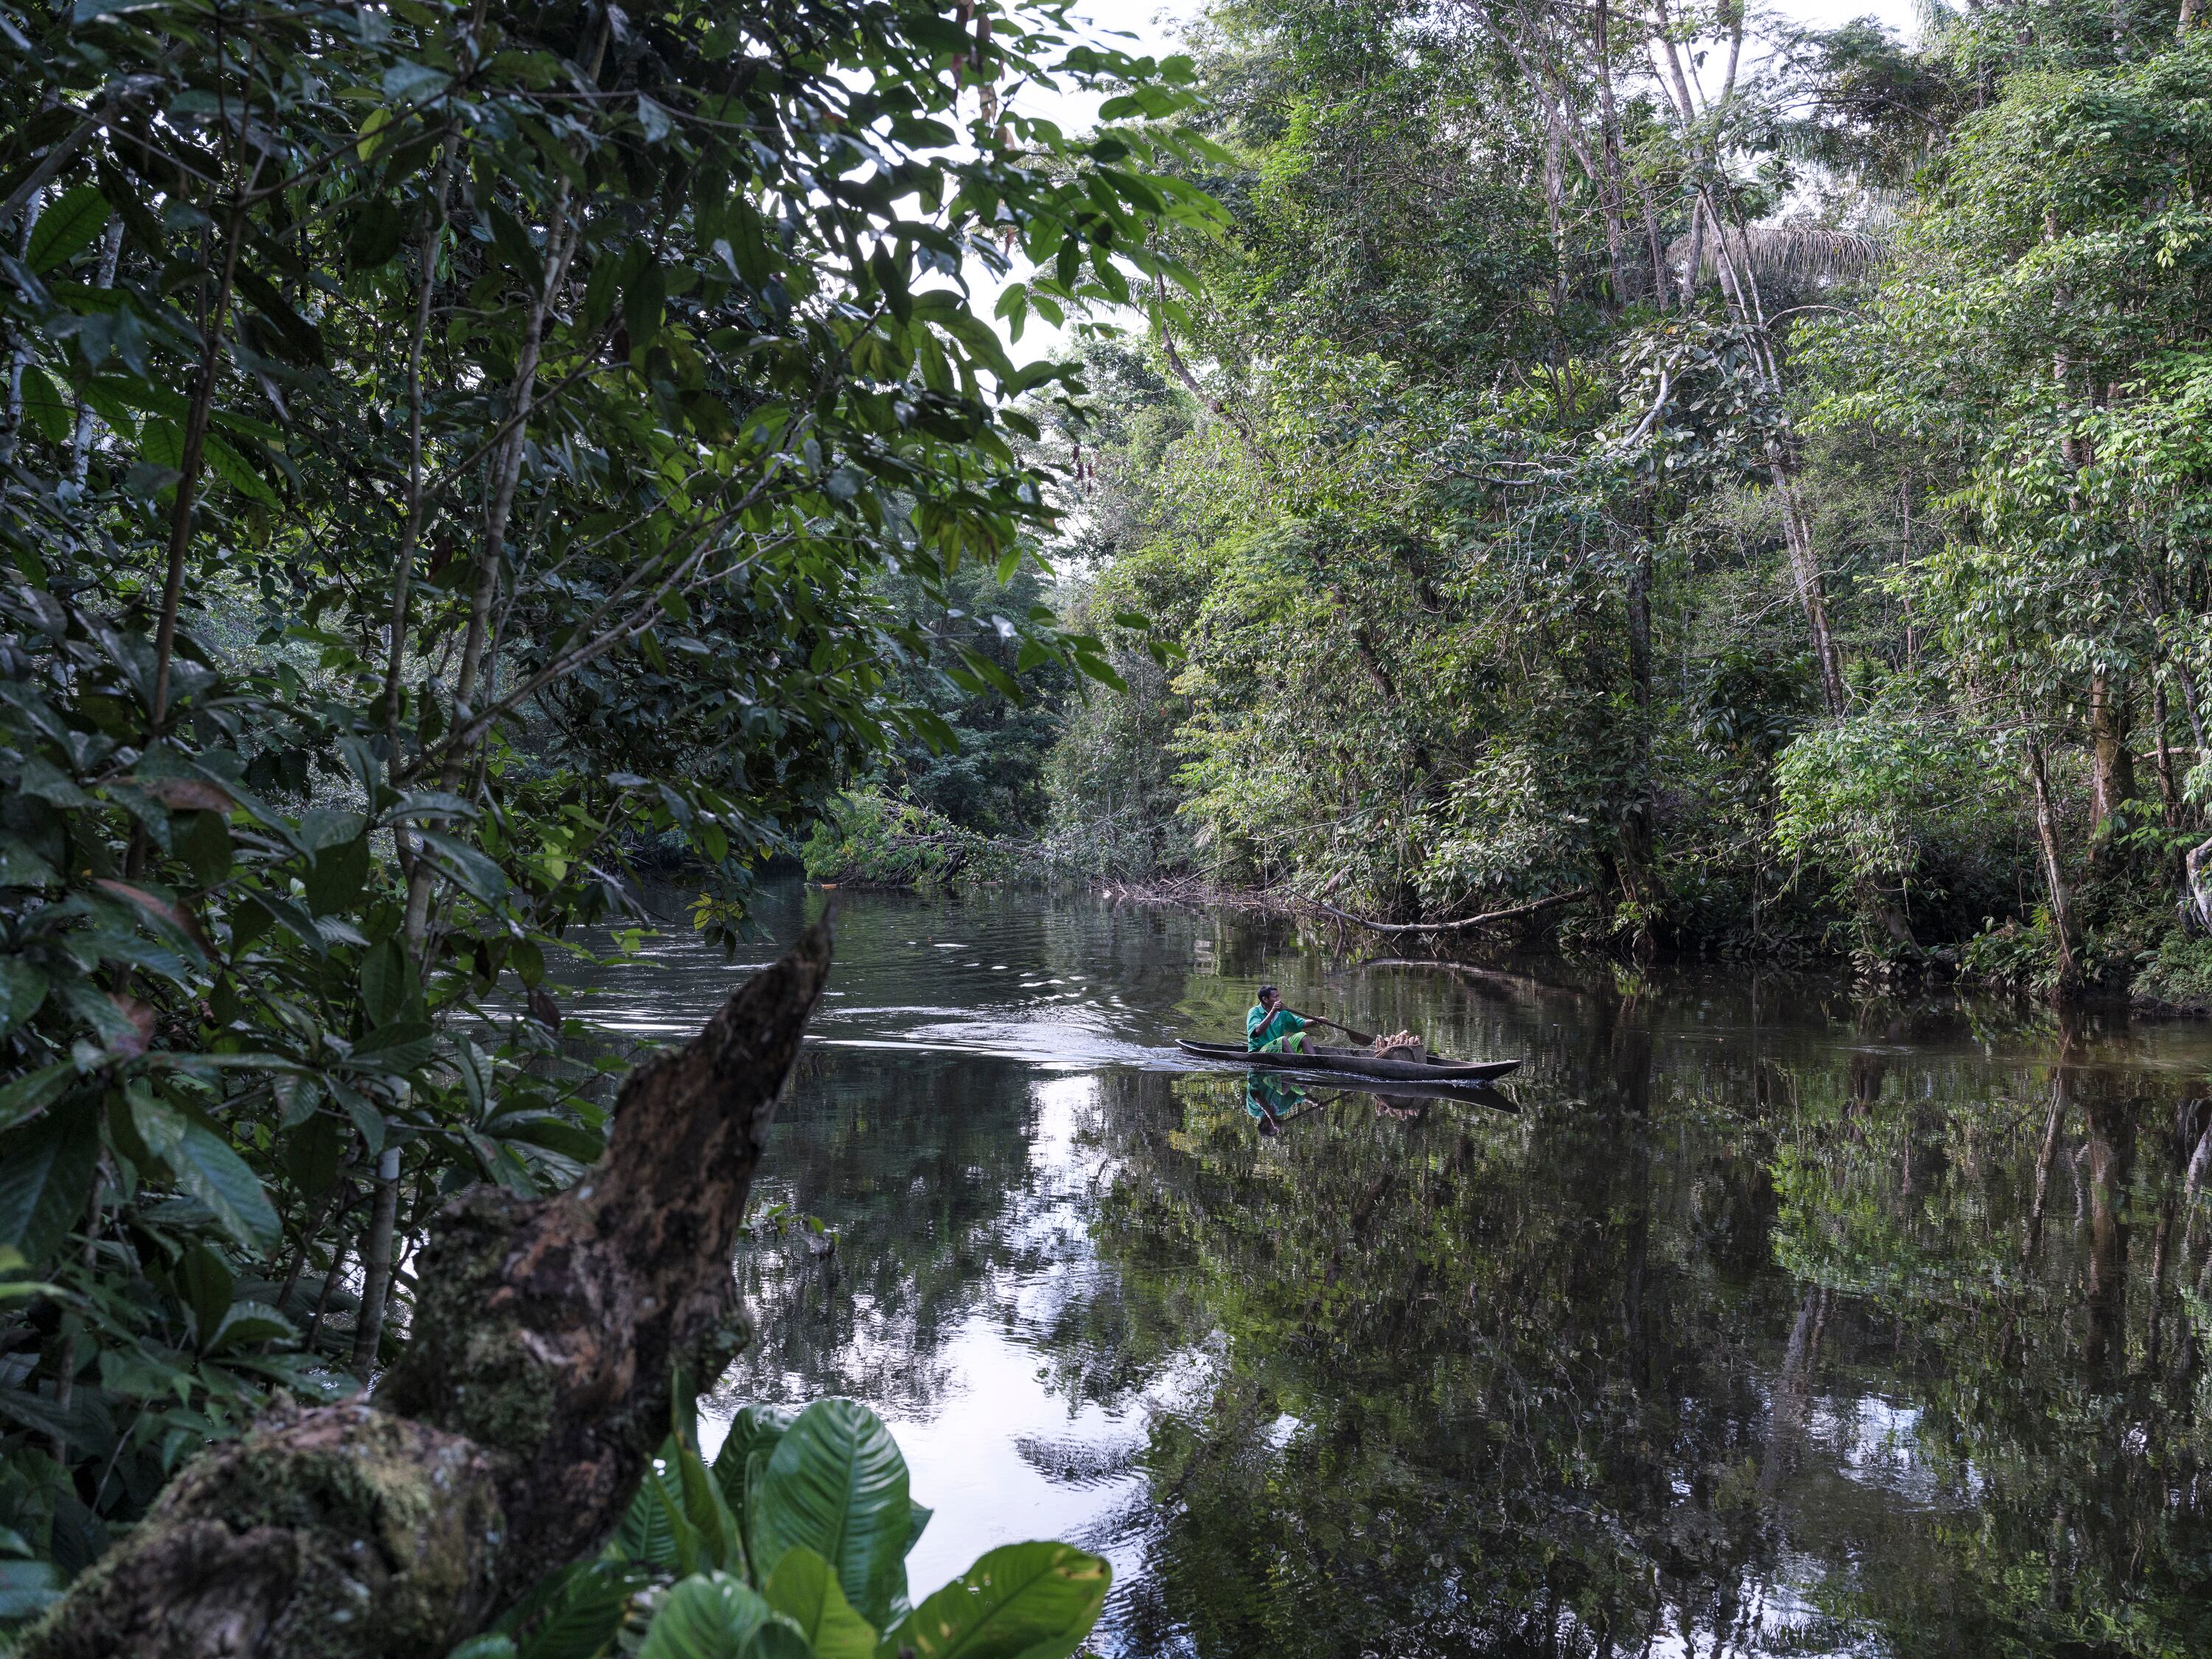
713, 1403, 795, 1517
205, 430, 280, 504
623, 255, 667, 351
349, 1020, 435, 1061
176, 1239, 236, 1341
495, 1559, 643, 1659
638, 1573, 776, 1659
347, 195, 406, 267
445, 1638, 516, 1659
482, 1113, 602, 1162
303, 834, 370, 915
131, 1090, 280, 1251
233, 265, 326, 366
616, 1462, 683, 1571
209, 1301, 296, 1353
139, 416, 184, 470
418, 831, 509, 901
762, 1545, 878, 1659
0, 838, 59, 888
0, 1103, 99, 1265
672, 1433, 744, 1573
748, 1397, 910, 1630
19, 365, 72, 443
746, 1623, 814, 1659
0, 1059, 70, 1133
361, 936, 408, 1026
27, 185, 109, 274
880, 1543, 1110, 1659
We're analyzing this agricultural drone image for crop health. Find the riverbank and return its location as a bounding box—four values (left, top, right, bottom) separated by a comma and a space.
799, 819, 2212, 1018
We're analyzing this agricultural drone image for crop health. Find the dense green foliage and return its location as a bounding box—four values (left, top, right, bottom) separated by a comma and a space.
479, 1391, 1109, 1659
0, 0, 1218, 1618
1046, 0, 2212, 992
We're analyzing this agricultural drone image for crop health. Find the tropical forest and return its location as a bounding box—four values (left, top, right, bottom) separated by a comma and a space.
4, 0, 2212, 1652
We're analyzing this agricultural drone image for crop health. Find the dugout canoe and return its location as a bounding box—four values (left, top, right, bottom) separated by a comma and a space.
1176, 1039, 1522, 1087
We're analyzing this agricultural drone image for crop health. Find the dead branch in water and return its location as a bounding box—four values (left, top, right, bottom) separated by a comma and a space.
1298, 888, 1590, 935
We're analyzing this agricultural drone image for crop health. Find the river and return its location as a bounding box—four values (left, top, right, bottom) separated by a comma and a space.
560, 879, 2212, 1658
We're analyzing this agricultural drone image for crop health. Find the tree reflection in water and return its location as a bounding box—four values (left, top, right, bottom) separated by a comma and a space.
676, 897, 2212, 1657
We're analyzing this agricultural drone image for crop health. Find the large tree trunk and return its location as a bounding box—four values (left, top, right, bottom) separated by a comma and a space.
23, 922, 833, 1659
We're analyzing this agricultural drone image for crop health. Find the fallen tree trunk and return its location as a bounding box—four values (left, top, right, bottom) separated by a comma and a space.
23, 922, 833, 1659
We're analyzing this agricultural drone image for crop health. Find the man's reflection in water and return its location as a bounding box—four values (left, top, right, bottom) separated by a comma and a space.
1247, 1071, 1435, 1135
1245, 1068, 1307, 1135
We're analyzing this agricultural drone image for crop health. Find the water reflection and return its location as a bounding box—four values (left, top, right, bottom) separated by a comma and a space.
563, 883, 2212, 1657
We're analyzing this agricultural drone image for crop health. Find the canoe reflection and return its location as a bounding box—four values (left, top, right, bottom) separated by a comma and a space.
1244, 1068, 1514, 1133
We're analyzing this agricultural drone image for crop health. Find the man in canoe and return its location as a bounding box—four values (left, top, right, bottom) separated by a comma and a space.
1246, 984, 1307, 1054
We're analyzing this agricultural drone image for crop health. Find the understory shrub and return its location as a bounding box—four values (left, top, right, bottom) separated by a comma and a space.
2132, 934, 2212, 1013
455, 1393, 1107, 1659
800, 793, 1016, 889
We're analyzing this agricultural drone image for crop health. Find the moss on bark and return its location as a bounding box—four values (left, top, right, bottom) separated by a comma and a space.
19, 1402, 503, 1659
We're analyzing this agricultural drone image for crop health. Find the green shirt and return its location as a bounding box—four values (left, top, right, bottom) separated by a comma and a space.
1246, 1004, 1305, 1051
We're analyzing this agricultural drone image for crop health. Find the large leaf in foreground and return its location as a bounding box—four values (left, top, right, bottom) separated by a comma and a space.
747, 1398, 910, 1630
762, 1545, 878, 1659
130, 1092, 280, 1251
0, 1106, 98, 1265
493, 1554, 647, 1659
882, 1543, 1111, 1659
713, 1402, 796, 1519
639, 1573, 810, 1659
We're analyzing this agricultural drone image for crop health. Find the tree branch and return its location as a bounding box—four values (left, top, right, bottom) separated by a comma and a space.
1298, 888, 1589, 934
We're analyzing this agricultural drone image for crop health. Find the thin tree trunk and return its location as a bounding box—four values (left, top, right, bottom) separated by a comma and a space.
349, 1147, 403, 1377
66, 216, 124, 483
0, 188, 45, 467
150, 184, 257, 731
2081, 1096, 2125, 1382
1773, 467, 1848, 717
305, 1228, 352, 1357
2025, 1074, 2067, 1259
2025, 734, 2083, 987
2174, 658, 2209, 756
2154, 675, 2183, 827
1593, 0, 1632, 302
381, 125, 461, 893
403, 193, 574, 953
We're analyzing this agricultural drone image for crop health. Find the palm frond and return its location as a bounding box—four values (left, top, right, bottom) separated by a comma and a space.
1669, 224, 1891, 291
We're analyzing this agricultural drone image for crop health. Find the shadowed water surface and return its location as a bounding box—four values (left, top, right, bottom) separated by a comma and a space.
563, 882, 2212, 1658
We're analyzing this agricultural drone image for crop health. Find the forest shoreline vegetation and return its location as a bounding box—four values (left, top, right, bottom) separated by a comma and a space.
7, 0, 2212, 1646
813, 0, 2212, 1020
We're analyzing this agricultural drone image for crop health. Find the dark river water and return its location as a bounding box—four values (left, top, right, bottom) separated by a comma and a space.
564, 880, 2212, 1658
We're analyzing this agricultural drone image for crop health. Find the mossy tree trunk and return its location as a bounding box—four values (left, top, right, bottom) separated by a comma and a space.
22, 923, 833, 1659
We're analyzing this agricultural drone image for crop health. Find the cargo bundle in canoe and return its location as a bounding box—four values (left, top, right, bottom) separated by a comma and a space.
1177, 1039, 1521, 1087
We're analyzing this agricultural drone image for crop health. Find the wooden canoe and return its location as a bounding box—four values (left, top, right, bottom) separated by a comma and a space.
1177, 1038, 1521, 1087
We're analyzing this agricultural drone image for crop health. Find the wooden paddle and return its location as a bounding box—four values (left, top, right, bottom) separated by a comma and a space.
1289, 1008, 1377, 1046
